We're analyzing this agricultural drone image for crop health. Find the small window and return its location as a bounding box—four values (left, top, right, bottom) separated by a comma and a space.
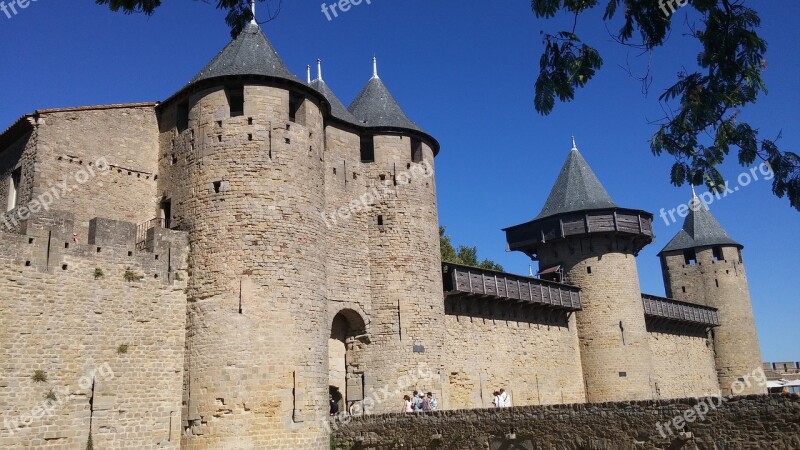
176, 102, 189, 132
681, 286, 686, 293
227, 87, 244, 117
619, 372, 627, 378
586, 266, 592, 274
213, 181, 222, 193
712, 246, 724, 262
360, 136, 375, 163
289, 93, 304, 124
7, 167, 21, 211
411, 138, 423, 163
683, 249, 697, 265
377, 215, 384, 226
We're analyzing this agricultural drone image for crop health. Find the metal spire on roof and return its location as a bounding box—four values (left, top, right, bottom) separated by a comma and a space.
250, 0, 257, 24
571, 136, 578, 151
317, 59, 323, 81
372, 56, 379, 79
690, 184, 702, 211
306, 65, 311, 83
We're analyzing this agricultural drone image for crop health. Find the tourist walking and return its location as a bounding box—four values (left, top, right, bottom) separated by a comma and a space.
498, 388, 511, 408
492, 390, 501, 408
402, 395, 413, 413
427, 392, 438, 411
411, 390, 423, 412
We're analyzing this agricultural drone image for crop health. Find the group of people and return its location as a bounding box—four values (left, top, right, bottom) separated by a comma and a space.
402, 390, 438, 413
492, 388, 511, 408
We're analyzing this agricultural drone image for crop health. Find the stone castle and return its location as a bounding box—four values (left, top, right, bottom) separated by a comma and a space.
0, 20, 766, 449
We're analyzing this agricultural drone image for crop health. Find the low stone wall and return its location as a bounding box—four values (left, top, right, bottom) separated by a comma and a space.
332, 394, 800, 450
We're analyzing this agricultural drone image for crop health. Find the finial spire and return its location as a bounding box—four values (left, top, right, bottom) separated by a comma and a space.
571, 136, 578, 151
691, 184, 698, 198
372, 56, 379, 79
317, 58, 323, 81
250, 0, 257, 24
306, 64, 311, 84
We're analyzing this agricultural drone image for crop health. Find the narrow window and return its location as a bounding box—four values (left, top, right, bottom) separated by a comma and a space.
683, 249, 697, 265
377, 215, 384, 226
360, 136, 375, 163
411, 138, 423, 163
586, 266, 592, 274
712, 246, 724, 262
289, 92, 304, 124
176, 102, 189, 132
715, 279, 719, 288
213, 181, 222, 193
681, 286, 686, 293
227, 87, 244, 117
7, 167, 21, 211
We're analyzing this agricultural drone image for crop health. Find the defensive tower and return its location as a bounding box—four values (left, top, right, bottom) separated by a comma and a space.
659, 194, 765, 395
504, 140, 656, 402
158, 22, 330, 449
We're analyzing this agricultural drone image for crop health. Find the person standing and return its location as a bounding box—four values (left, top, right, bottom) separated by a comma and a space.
498, 388, 511, 408
329, 395, 339, 416
492, 390, 501, 408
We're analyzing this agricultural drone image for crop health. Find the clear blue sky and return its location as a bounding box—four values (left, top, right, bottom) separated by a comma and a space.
0, 1, 796, 361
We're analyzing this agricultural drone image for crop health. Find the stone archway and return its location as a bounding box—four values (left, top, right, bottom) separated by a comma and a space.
329, 309, 368, 415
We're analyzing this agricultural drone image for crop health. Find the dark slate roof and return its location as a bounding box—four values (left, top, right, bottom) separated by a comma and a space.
534, 147, 618, 220
348, 76, 422, 132
309, 78, 360, 125
189, 22, 300, 85
660, 198, 742, 254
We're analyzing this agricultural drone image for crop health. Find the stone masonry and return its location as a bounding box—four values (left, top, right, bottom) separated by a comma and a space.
0, 20, 771, 449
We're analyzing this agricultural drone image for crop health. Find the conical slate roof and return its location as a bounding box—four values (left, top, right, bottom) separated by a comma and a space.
348, 76, 422, 131
660, 197, 742, 254
190, 22, 300, 85
534, 145, 617, 220
310, 78, 360, 125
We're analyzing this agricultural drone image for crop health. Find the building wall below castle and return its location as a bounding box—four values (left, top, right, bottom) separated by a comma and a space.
0, 217, 188, 449
441, 302, 586, 409
647, 329, 719, 399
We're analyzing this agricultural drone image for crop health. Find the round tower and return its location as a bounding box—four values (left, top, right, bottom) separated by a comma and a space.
345, 59, 445, 413
158, 23, 331, 449
659, 195, 765, 395
504, 140, 655, 402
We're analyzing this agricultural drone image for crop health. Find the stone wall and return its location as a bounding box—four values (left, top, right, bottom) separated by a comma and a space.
29, 104, 161, 239
0, 215, 188, 449
441, 298, 586, 409
332, 394, 800, 450
647, 328, 720, 400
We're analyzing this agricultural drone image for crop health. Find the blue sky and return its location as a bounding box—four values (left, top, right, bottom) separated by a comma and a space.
0, 1, 796, 361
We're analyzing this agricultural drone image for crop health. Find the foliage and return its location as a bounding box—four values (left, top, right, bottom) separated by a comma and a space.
32, 370, 47, 383
124, 268, 143, 282
440, 226, 504, 271
95, 0, 283, 37
117, 344, 129, 354
86, 433, 93, 450
531, 0, 799, 210
44, 389, 57, 402
94, 268, 104, 280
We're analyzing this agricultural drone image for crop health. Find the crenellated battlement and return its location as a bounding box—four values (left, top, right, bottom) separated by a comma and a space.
0, 210, 188, 285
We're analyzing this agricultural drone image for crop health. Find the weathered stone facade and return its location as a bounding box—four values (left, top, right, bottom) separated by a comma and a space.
0, 21, 769, 449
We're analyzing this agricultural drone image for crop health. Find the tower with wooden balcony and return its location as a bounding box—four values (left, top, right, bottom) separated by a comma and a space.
504, 140, 656, 402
